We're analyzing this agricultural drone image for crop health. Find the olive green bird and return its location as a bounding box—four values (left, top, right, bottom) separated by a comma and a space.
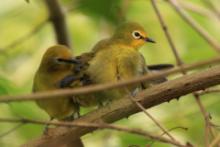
33, 45, 89, 146
33, 45, 81, 120
60, 22, 162, 108
60, 22, 173, 108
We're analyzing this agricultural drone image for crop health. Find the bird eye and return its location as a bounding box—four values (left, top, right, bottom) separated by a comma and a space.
132, 31, 142, 39
54, 58, 63, 64
55, 57, 81, 65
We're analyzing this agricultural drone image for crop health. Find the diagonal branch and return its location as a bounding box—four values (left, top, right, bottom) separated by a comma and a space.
179, 1, 219, 21
24, 66, 220, 147
44, 0, 71, 48
150, 0, 183, 66
125, 88, 178, 142
0, 20, 47, 54
209, 133, 220, 147
151, 1, 218, 145
0, 123, 24, 138
201, 0, 220, 20
166, 0, 220, 53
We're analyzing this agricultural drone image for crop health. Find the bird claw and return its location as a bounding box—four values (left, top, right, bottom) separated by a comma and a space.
131, 88, 139, 97
62, 113, 80, 121
98, 99, 112, 107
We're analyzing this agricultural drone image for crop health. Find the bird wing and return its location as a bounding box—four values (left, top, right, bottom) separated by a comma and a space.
140, 55, 174, 89
58, 52, 94, 88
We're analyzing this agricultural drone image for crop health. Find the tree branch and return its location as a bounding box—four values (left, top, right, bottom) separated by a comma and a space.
209, 133, 220, 147
179, 1, 219, 21
166, 0, 220, 53
199, 88, 220, 95
0, 118, 187, 147
126, 89, 178, 142
24, 65, 220, 147
201, 0, 220, 20
150, 0, 183, 66
44, 0, 71, 48
151, 1, 216, 145
0, 57, 219, 103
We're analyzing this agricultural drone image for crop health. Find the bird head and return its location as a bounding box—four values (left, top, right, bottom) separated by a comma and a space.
112, 22, 155, 49
39, 45, 78, 72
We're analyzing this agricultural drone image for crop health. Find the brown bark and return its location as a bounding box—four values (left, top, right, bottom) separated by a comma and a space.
24, 66, 220, 147
44, 0, 71, 48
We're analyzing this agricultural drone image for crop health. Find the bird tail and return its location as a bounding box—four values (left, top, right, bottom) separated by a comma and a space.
147, 64, 174, 71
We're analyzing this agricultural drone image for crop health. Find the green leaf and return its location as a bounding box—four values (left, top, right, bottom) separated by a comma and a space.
77, 0, 124, 23
0, 76, 16, 95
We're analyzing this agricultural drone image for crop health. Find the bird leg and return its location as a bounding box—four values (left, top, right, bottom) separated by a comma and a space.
43, 117, 53, 135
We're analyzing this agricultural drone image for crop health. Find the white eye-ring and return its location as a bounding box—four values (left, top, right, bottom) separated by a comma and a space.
132, 31, 142, 39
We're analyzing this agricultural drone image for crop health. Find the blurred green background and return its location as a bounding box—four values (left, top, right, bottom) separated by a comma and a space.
0, 0, 220, 146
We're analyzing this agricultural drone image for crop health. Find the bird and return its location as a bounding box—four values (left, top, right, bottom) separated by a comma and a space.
33, 45, 84, 146
60, 22, 162, 108
33, 45, 81, 121
59, 22, 174, 108
59, 52, 95, 89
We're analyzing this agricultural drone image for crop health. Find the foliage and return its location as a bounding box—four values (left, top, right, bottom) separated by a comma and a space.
0, 0, 220, 146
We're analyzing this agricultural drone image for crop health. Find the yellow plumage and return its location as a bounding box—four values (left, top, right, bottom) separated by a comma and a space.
33, 45, 79, 120
75, 22, 156, 107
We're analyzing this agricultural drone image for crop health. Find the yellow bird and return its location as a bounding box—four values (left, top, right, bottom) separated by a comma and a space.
33, 45, 80, 120
33, 45, 84, 146
59, 22, 172, 108
72, 22, 157, 107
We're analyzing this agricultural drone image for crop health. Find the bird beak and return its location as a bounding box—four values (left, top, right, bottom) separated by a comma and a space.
145, 37, 156, 43
57, 58, 80, 64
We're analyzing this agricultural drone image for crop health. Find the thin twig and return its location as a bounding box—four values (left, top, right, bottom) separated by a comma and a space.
160, 126, 188, 136
198, 88, 220, 95
0, 118, 188, 147
0, 123, 24, 138
179, 1, 219, 21
0, 57, 219, 103
201, 0, 220, 20
148, 126, 188, 146
209, 133, 220, 147
166, 0, 220, 53
151, 1, 215, 146
194, 93, 213, 146
125, 88, 178, 142
0, 20, 47, 54
150, 0, 183, 66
